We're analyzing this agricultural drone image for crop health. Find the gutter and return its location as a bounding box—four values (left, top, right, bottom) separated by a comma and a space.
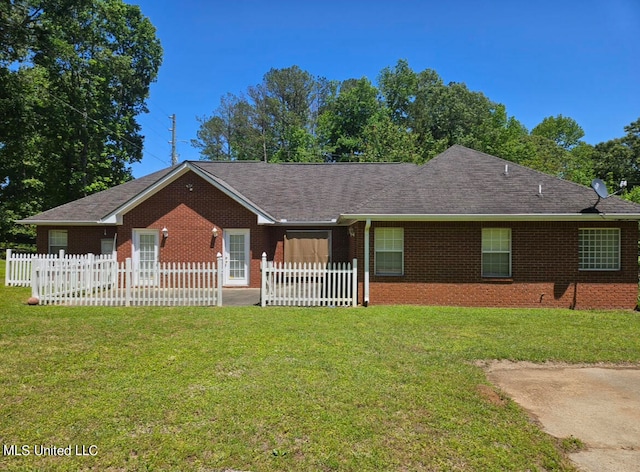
271, 219, 345, 226
363, 218, 371, 307
15, 220, 107, 226
340, 213, 640, 222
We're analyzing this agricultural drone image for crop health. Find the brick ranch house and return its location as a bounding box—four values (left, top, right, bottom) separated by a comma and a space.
18, 145, 640, 309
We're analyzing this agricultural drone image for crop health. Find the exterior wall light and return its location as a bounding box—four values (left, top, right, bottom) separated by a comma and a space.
162, 227, 169, 238
212, 227, 219, 238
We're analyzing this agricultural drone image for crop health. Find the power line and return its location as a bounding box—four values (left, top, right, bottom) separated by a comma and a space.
41, 88, 170, 166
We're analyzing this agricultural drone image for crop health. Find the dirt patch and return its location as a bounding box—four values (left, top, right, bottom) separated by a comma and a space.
476, 384, 507, 407
482, 360, 640, 472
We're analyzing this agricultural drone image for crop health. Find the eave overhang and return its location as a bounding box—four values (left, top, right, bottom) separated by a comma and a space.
15, 220, 107, 226
268, 219, 344, 226
339, 213, 640, 223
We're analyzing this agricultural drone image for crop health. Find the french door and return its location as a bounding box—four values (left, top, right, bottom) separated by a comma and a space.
223, 229, 250, 286
133, 229, 159, 285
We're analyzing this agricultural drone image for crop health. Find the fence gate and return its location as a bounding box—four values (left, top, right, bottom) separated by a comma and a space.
260, 253, 357, 307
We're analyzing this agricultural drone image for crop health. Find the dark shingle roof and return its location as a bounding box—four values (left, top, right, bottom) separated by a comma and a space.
18, 145, 640, 224
346, 145, 640, 216
19, 166, 177, 223
190, 160, 419, 221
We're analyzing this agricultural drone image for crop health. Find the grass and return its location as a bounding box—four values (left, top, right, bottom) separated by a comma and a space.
1, 259, 639, 471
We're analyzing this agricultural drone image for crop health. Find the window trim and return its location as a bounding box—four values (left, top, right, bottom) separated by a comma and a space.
48, 229, 68, 254
481, 228, 512, 278
374, 227, 404, 276
578, 228, 621, 271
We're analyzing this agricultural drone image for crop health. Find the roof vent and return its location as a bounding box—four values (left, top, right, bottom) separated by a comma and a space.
503, 164, 509, 176
538, 184, 543, 197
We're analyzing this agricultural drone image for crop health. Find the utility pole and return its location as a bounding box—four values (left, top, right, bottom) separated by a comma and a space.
169, 114, 177, 165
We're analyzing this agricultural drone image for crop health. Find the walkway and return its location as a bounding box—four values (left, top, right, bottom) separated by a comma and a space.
222, 288, 261, 306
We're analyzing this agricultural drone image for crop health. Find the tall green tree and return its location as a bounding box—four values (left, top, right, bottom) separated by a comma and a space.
513, 115, 593, 184
196, 66, 331, 163
262, 66, 317, 162
531, 115, 585, 150
0, 0, 162, 247
378, 59, 417, 128
192, 93, 263, 161
593, 118, 640, 190
380, 60, 521, 162
317, 77, 382, 160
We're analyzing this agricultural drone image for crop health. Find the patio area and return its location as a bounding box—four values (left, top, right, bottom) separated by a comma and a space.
222, 288, 260, 306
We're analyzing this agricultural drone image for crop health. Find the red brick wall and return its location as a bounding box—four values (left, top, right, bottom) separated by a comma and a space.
117, 172, 270, 287
356, 220, 638, 309
36, 226, 118, 255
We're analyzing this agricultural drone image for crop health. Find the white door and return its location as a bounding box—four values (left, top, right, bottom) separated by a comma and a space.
223, 229, 250, 286
133, 229, 159, 285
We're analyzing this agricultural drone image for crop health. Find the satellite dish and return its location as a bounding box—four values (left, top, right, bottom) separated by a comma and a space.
591, 179, 609, 199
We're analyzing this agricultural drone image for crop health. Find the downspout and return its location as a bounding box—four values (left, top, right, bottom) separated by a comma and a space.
364, 218, 371, 307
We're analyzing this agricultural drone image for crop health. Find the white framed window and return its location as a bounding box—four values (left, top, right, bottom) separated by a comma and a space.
579, 228, 620, 270
482, 228, 511, 277
101, 238, 115, 255
48, 230, 68, 254
375, 227, 403, 275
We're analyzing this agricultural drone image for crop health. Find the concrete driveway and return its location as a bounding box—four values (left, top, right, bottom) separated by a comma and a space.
484, 361, 640, 472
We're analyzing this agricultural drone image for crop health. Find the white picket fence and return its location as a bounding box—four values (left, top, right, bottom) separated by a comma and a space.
4, 249, 72, 287
260, 252, 357, 307
5, 249, 119, 287
31, 255, 222, 307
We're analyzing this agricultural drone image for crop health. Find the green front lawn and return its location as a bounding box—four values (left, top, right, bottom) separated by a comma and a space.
1, 259, 639, 471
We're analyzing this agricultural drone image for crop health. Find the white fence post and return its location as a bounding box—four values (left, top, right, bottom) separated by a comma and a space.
86, 253, 94, 293
352, 259, 358, 307
261, 252, 267, 307
4, 249, 11, 287
31, 258, 40, 301
125, 258, 132, 307
216, 252, 223, 307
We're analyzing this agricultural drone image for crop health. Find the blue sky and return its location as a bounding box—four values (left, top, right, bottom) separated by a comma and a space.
129, 0, 639, 178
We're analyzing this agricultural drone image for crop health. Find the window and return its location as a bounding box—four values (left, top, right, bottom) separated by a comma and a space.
48, 230, 68, 254
284, 231, 330, 264
101, 238, 115, 255
375, 227, 403, 275
579, 228, 620, 270
482, 228, 511, 277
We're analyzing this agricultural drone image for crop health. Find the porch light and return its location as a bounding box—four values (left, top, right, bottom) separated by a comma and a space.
212, 226, 219, 238
348, 226, 356, 237
162, 227, 169, 238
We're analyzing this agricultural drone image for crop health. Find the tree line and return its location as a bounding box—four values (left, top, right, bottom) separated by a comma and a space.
0, 0, 162, 249
193, 60, 640, 200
